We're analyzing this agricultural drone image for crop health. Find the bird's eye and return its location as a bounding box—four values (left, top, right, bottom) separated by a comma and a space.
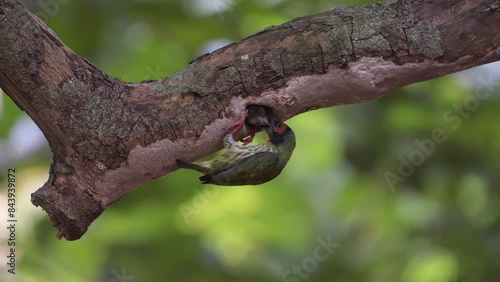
275, 123, 287, 134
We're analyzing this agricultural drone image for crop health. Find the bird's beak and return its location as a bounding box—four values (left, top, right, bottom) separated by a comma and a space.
263, 122, 275, 140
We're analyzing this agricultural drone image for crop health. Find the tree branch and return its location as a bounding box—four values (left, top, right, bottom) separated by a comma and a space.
1, 0, 499, 240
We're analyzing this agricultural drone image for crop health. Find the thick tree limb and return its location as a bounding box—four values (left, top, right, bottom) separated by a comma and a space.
0, 0, 499, 240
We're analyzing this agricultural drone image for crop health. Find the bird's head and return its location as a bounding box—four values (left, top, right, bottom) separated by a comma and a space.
265, 122, 295, 146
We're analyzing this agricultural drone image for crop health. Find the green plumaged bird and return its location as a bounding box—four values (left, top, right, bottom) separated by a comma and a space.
176, 122, 296, 186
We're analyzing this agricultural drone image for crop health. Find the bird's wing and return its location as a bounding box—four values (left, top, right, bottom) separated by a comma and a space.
205, 142, 274, 169
220, 151, 279, 172
198, 138, 277, 173
200, 152, 280, 185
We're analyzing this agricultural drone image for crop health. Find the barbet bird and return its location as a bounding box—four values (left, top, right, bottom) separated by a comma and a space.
176, 121, 296, 186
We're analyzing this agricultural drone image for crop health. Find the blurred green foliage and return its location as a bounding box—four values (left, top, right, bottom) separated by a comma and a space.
2, 0, 500, 281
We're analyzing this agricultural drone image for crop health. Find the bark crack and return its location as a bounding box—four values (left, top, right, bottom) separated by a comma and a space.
232, 65, 248, 95
318, 43, 326, 72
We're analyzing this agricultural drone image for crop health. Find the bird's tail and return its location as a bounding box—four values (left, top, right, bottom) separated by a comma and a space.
176, 159, 206, 173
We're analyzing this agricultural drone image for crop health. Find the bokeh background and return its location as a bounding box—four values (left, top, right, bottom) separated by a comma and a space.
2, 0, 500, 281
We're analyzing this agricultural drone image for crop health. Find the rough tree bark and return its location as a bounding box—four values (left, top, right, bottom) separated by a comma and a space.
0, 0, 499, 240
